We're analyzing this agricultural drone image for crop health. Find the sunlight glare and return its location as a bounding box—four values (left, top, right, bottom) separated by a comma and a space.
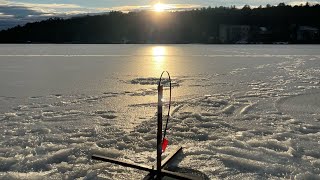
152, 46, 166, 57
152, 46, 166, 71
154, 3, 167, 12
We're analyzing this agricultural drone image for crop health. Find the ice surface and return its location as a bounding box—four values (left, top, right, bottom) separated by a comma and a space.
0, 45, 320, 179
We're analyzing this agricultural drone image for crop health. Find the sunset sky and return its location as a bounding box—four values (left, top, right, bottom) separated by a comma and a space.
0, 0, 319, 29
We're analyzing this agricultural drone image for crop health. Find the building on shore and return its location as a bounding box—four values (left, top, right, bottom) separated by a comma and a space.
219, 25, 250, 43
297, 26, 319, 42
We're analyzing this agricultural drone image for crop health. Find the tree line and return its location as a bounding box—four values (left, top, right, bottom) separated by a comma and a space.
0, 3, 319, 44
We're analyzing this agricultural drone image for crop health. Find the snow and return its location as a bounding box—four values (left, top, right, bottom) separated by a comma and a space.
0, 44, 320, 179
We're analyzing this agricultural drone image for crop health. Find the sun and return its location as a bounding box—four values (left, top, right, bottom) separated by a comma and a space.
153, 3, 167, 12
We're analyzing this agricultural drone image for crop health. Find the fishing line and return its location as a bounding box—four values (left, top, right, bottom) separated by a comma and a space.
158, 71, 172, 141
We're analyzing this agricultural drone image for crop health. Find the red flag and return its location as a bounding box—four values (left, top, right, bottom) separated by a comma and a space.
162, 138, 169, 152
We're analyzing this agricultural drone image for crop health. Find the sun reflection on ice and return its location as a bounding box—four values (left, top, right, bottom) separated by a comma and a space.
152, 46, 166, 62
152, 46, 166, 57
151, 46, 166, 72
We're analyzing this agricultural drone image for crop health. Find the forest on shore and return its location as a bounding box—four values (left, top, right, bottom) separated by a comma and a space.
0, 3, 319, 44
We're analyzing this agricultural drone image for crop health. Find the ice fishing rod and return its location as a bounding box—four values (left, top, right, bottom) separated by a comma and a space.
92, 71, 197, 180
158, 71, 172, 152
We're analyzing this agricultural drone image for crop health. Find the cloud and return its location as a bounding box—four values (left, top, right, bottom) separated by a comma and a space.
0, 5, 48, 18
18, 3, 81, 9
96, 3, 201, 12
0, 12, 14, 18
287, 1, 319, 6
167, 4, 202, 10
0, 0, 83, 17
96, 5, 148, 12
0, 0, 92, 30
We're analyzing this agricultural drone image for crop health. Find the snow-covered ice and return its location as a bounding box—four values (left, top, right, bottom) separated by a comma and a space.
0, 44, 320, 179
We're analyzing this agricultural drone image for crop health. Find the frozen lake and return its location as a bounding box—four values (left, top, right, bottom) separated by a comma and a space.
0, 44, 320, 179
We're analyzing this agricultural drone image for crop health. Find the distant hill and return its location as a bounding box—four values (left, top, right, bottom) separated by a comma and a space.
0, 3, 320, 44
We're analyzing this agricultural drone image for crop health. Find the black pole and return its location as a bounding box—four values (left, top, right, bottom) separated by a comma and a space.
157, 85, 163, 179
